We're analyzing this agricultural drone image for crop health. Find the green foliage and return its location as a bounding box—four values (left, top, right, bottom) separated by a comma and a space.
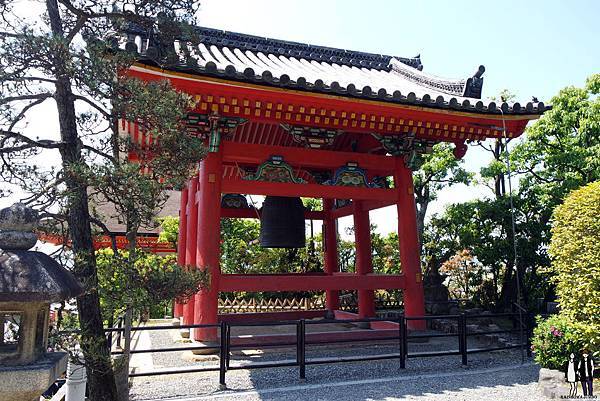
587, 74, 600, 94
158, 216, 180, 245
424, 191, 551, 309
371, 230, 400, 274
0, 3, 204, 399
547, 181, 600, 350
532, 314, 580, 370
96, 248, 207, 321
513, 74, 600, 206
302, 198, 323, 211
412, 143, 472, 244
424, 76, 600, 311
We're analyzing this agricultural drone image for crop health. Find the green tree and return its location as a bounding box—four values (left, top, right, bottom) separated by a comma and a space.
513, 74, 600, 205
0, 2, 201, 399
548, 181, 600, 343
412, 143, 472, 246
509, 73, 600, 305
424, 193, 550, 310
96, 249, 207, 322
532, 182, 600, 369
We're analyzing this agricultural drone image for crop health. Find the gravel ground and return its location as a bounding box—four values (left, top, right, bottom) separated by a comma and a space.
152, 363, 545, 401
130, 328, 542, 401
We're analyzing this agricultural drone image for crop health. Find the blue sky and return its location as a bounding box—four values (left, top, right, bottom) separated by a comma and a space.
200, 0, 599, 104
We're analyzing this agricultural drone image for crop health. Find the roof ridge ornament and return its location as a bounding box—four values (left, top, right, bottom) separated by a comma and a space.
389, 58, 470, 97
463, 65, 485, 99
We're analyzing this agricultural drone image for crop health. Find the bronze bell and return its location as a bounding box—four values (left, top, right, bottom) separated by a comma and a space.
260, 196, 306, 248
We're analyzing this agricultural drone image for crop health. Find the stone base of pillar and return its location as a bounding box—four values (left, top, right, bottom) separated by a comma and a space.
191, 341, 220, 355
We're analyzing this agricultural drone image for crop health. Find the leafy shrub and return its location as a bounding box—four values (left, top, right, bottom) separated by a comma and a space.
532, 315, 580, 370
96, 248, 208, 321
157, 216, 179, 245
533, 181, 600, 369
549, 181, 600, 328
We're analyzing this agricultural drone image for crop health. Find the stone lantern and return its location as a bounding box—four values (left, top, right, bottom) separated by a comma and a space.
0, 203, 84, 401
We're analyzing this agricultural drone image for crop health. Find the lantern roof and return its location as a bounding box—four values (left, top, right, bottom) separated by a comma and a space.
0, 251, 84, 303
0, 204, 84, 303
122, 24, 548, 115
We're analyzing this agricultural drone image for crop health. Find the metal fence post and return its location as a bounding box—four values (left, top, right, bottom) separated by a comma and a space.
296, 320, 301, 365
399, 315, 406, 369
526, 312, 532, 358
298, 319, 306, 380
123, 307, 133, 384
225, 323, 231, 369
458, 313, 467, 366
219, 322, 227, 389
116, 317, 123, 349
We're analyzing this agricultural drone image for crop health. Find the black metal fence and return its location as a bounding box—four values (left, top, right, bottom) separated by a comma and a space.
105, 312, 533, 388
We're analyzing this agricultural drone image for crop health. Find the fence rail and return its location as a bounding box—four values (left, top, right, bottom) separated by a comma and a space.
110, 312, 532, 388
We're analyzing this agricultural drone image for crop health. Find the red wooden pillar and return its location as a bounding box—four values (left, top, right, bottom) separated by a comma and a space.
394, 159, 426, 330
323, 199, 340, 313
193, 150, 223, 342
174, 186, 189, 319
182, 177, 199, 325
353, 201, 375, 319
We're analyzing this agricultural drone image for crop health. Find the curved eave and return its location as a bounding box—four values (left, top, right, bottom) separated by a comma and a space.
133, 59, 548, 117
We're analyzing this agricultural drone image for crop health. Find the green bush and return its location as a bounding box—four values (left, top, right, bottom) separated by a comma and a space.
549, 181, 600, 328
533, 181, 600, 369
96, 248, 208, 322
531, 315, 580, 370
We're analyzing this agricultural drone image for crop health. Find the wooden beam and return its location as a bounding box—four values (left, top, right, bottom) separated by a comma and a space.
221, 207, 325, 220
222, 178, 398, 201
221, 141, 395, 175
218, 273, 406, 292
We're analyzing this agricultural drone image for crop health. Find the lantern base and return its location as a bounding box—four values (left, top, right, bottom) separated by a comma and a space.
0, 351, 67, 401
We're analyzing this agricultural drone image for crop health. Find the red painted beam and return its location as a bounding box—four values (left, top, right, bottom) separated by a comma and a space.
222, 178, 398, 201
330, 199, 396, 219
220, 207, 325, 220
221, 141, 395, 175
218, 273, 405, 292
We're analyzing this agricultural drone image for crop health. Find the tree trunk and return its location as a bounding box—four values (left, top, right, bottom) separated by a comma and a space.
46, 1, 118, 400
415, 199, 428, 250
499, 260, 516, 310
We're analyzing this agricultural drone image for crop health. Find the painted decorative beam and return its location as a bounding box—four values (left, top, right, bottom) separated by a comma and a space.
219, 273, 406, 292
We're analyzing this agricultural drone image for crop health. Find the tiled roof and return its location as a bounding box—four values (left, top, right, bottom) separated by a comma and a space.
121, 24, 548, 115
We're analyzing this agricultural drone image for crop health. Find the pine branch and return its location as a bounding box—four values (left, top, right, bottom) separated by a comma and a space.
4, 76, 57, 84
81, 144, 116, 163
89, 215, 118, 253
0, 93, 54, 105
65, 15, 88, 43
0, 130, 64, 152
72, 94, 110, 118
8, 96, 52, 132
